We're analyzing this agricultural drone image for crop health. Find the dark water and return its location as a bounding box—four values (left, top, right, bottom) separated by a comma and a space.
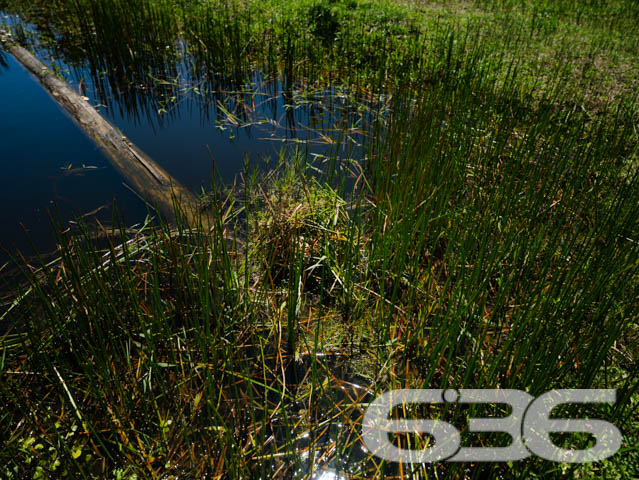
0, 31, 369, 264
0, 52, 149, 261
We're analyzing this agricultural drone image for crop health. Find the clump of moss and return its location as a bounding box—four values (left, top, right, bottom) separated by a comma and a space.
250, 156, 351, 293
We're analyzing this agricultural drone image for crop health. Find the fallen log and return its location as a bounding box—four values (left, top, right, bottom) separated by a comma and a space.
0, 30, 201, 224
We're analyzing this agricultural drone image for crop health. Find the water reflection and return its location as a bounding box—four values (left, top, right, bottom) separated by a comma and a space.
0, 51, 149, 261
0, 8, 390, 262
312, 468, 346, 480
3, 14, 381, 193
0, 47, 7, 70
1, 7, 385, 150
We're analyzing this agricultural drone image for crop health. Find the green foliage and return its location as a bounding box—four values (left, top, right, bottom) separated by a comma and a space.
0, 0, 638, 478
307, 2, 341, 42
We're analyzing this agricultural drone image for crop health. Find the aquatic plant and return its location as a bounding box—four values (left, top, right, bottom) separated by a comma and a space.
0, 1, 638, 479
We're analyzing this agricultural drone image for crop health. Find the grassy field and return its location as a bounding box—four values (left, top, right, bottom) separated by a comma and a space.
1, 1, 638, 479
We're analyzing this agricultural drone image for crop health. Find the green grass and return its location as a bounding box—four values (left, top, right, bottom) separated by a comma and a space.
1, 0, 638, 479
4, 0, 638, 109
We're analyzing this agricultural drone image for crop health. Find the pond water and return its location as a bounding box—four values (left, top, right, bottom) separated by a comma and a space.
0, 16, 372, 263
0, 52, 148, 262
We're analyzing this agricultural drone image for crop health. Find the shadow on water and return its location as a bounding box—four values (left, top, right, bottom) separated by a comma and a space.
0, 45, 8, 70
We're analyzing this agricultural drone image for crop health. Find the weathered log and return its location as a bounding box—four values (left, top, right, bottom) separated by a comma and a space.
0, 30, 201, 224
